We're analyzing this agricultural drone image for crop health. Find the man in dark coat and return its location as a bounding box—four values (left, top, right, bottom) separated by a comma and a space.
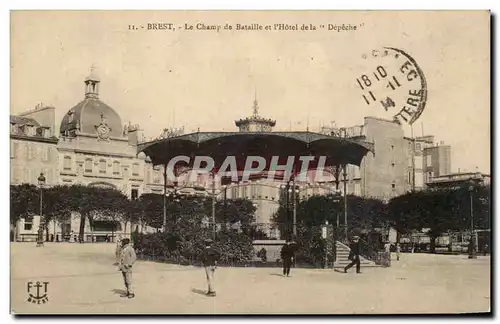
344, 235, 361, 274
118, 238, 137, 298
280, 240, 295, 277
201, 238, 220, 297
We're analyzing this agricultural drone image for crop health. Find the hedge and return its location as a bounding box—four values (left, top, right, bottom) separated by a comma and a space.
133, 228, 255, 266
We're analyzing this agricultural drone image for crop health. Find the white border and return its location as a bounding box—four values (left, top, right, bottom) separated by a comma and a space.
3, 1, 497, 324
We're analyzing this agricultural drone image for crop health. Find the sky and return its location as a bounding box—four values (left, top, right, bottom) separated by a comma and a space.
10, 10, 490, 173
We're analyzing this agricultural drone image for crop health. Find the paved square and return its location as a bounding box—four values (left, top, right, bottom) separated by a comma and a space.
10, 243, 490, 314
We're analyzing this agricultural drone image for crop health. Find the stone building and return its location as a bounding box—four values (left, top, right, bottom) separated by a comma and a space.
10, 105, 59, 241
320, 117, 453, 199
10, 69, 169, 242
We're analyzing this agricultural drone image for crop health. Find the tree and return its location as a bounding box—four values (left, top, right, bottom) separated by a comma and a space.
273, 194, 387, 235
388, 185, 491, 253
139, 193, 164, 230
42, 185, 80, 241
82, 186, 129, 241
10, 184, 39, 225
10, 184, 39, 240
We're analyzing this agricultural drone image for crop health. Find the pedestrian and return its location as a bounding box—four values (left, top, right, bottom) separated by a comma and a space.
115, 235, 123, 265
396, 242, 401, 261
118, 238, 136, 298
280, 240, 295, 277
484, 243, 489, 256
201, 238, 220, 297
344, 235, 361, 274
384, 241, 392, 267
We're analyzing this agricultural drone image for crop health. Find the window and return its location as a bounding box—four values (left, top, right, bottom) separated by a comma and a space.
426, 155, 432, 167
24, 221, 33, 231
250, 184, 257, 198
85, 158, 93, 172
99, 160, 106, 174
416, 143, 422, 151
231, 187, 238, 199
391, 183, 396, 189
27, 145, 34, 160
132, 163, 139, 176
408, 171, 412, 184
113, 161, 120, 175
42, 147, 50, 162
390, 145, 394, 150
153, 171, 161, 184
131, 189, 139, 200
354, 183, 361, 196
12, 142, 19, 159
63, 156, 72, 170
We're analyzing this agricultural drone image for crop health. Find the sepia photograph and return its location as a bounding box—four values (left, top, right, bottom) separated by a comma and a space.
9, 9, 491, 315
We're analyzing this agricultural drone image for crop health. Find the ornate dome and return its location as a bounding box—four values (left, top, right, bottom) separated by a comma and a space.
60, 68, 122, 138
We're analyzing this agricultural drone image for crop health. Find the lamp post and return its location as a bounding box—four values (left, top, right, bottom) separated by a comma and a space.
343, 164, 348, 240
37, 172, 46, 245
162, 166, 167, 233
290, 182, 299, 238
281, 181, 296, 241
468, 180, 477, 259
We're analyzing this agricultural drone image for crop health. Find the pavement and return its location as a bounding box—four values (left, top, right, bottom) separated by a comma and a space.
10, 242, 491, 314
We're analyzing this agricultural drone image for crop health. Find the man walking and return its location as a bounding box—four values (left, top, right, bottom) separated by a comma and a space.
396, 243, 401, 261
280, 240, 295, 277
344, 235, 361, 274
201, 238, 220, 297
118, 238, 136, 299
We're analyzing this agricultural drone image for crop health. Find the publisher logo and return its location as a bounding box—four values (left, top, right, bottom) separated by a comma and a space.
27, 281, 49, 304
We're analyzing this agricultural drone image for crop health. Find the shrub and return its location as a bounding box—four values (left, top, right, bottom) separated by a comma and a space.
134, 228, 254, 266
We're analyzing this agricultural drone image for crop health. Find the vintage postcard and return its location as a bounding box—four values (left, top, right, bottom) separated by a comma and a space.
10, 10, 490, 314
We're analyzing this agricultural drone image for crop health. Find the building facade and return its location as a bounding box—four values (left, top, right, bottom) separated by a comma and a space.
10, 70, 173, 241
321, 117, 453, 199
426, 171, 490, 189
10, 107, 59, 240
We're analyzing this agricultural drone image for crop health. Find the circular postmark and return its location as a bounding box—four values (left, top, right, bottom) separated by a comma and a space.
354, 47, 427, 125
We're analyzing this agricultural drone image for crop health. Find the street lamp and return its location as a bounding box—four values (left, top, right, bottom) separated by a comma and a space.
468, 180, 477, 259
37, 172, 46, 246
280, 182, 295, 241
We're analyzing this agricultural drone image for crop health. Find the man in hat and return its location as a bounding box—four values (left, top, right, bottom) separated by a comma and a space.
280, 240, 295, 277
344, 235, 361, 274
115, 234, 123, 265
118, 238, 137, 298
201, 238, 220, 297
